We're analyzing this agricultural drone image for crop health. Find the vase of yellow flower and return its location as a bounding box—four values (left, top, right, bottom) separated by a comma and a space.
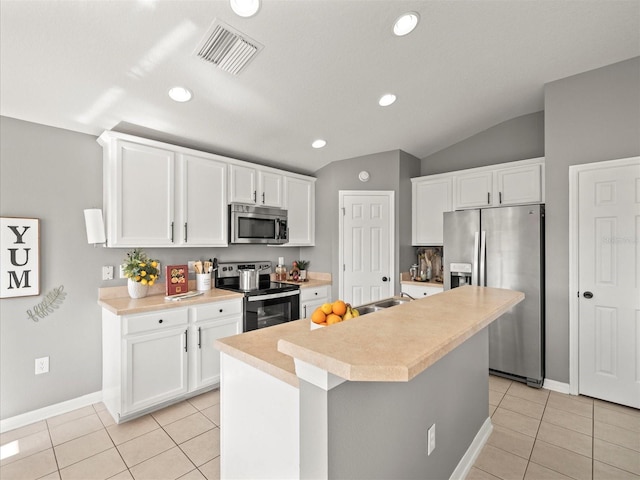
123, 249, 160, 299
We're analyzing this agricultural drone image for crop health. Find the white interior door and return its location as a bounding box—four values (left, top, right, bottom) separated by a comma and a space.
577, 158, 640, 408
339, 191, 394, 306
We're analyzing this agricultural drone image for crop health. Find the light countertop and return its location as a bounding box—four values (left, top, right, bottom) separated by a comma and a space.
98, 283, 243, 315
216, 286, 523, 386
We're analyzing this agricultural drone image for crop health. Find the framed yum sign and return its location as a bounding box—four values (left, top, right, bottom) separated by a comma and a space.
1, 217, 40, 298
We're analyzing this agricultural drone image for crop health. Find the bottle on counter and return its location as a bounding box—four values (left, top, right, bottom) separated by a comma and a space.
275, 257, 287, 281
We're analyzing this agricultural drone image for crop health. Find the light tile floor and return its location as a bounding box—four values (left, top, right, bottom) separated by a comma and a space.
470, 375, 640, 480
1, 377, 638, 480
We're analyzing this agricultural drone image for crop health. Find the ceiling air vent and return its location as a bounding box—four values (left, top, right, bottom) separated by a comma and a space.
194, 20, 263, 75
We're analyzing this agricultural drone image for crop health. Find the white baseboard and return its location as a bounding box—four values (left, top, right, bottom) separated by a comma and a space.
450, 417, 493, 480
1, 391, 102, 434
543, 379, 571, 395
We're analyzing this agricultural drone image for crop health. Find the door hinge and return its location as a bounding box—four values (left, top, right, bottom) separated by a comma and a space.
343, 264, 346, 271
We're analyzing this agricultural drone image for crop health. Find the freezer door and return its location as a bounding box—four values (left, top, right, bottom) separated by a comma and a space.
482, 205, 544, 384
443, 210, 480, 290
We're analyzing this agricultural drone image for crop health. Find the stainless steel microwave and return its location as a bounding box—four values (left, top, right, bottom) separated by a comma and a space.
229, 203, 289, 245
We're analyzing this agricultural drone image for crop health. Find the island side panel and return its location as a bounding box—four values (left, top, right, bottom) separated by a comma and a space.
220, 353, 300, 479
310, 328, 489, 479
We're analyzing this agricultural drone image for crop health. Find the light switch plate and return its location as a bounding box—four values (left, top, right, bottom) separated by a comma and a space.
35, 356, 49, 375
102, 265, 114, 280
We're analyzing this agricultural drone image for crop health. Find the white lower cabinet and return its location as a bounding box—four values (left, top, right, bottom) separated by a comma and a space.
299, 285, 329, 319
102, 298, 242, 423
400, 283, 443, 299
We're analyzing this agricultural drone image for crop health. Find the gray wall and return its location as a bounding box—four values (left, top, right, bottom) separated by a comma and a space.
300, 150, 420, 300
0, 116, 300, 419
299, 328, 489, 479
544, 56, 640, 383
421, 111, 545, 176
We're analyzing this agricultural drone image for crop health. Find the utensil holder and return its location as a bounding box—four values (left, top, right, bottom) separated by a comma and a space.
196, 273, 211, 291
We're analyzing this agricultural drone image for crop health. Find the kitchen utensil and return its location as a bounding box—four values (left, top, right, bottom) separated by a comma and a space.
238, 264, 269, 290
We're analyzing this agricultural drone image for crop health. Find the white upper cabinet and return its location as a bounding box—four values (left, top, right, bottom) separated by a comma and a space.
412, 175, 453, 246
412, 158, 544, 245
453, 158, 544, 210
228, 165, 284, 208
228, 164, 257, 204
99, 131, 315, 247
258, 171, 284, 208
283, 175, 316, 246
178, 154, 227, 247
495, 163, 542, 206
455, 170, 494, 209
104, 138, 176, 247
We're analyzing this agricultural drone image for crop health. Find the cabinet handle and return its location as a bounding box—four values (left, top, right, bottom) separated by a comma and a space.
198, 327, 202, 349
184, 222, 188, 243
253, 191, 257, 203
499, 192, 502, 204
158, 319, 163, 324
170, 222, 174, 243
487, 192, 491, 205
184, 329, 188, 352
314, 292, 318, 296
303, 305, 307, 317
262, 192, 265, 204
219, 308, 223, 313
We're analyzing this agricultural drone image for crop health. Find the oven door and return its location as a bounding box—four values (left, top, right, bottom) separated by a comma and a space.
244, 290, 300, 331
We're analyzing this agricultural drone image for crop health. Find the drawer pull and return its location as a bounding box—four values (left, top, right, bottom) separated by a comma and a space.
184, 329, 188, 352
198, 327, 202, 349
314, 292, 318, 296
219, 309, 223, 313
158, 319, 163, 323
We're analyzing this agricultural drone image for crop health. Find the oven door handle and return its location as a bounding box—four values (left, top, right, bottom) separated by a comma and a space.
247, 290, 300, 302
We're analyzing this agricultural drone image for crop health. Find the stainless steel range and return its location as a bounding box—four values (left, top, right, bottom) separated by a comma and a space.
215, 261, 300, 332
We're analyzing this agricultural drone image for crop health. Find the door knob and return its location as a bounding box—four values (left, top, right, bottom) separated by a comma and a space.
382, 276, 389, 282
583, 291, 593, 299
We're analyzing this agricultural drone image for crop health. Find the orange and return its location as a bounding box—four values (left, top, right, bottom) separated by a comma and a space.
326, 313, 343, 325
311, 308, 327, 324
332, 300, 347, 316
320, 303, 333, 315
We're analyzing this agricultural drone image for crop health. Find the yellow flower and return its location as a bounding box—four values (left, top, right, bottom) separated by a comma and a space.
141, 278, 148, 285
134, 275, 141, 281
148, 280, 155, 286
139, 263, 146, 267
140, 271, 146, 277
151, 261, 158, 268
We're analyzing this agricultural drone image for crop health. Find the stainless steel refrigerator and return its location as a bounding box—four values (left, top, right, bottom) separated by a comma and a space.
443, 205, 545, 387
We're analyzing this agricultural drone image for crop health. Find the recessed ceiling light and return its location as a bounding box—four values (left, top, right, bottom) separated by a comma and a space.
168, 86, 192, 102
230, 0, 261, 17
311, 139, 327, 149
393, 12, 420, 36
379, 94, 397, 107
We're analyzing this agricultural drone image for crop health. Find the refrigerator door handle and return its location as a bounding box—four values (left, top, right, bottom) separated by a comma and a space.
480, 230, 486, 287
473, 231, 479, 286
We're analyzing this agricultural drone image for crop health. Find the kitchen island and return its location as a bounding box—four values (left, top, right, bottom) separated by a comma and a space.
215, 286, 523, 479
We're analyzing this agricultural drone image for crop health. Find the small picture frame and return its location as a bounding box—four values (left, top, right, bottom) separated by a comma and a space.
1, 217, 40, 298
165, 264, 188, 296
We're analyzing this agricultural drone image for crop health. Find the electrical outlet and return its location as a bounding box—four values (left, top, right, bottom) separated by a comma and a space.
35, 356, 49, 375
102, 265, 114, 280
427, 424, 436, 455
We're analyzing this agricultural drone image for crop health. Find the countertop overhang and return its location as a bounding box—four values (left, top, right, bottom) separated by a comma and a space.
216, 286, 523, 386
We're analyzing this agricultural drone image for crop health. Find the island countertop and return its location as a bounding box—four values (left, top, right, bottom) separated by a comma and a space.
215, 286, 523, 386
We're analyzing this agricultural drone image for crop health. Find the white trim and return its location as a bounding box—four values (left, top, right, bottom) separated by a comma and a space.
0, 391, 102, 434
293, 359, 346, 391
543, 378, 571, 395
568, 155, 640, 397
450, 417, 493, 480
338, 190, 395, 302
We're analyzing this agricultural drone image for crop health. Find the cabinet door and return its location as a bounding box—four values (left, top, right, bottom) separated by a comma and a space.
180, 154, 228, 246
412, 177, 452, 245
495, 164, 542, 206
284, 176, 315, 246
190, 317, 240, 390
258, 171, 284, 208
455, 171, 493, 209
124, 327, 188, 414
301, 299, 326, 320
113, 141, 175, 246
229, 164, 257, 204
400, 284, 443, 298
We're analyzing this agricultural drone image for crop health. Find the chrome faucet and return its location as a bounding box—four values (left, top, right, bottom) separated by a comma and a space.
400, 292, 416, 300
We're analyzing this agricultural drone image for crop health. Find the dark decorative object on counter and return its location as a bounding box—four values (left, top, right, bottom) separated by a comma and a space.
416, 247, 443, 283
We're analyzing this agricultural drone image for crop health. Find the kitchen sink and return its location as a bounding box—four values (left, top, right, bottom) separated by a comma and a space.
374, 298, 411, 308
355, 296, 412, 316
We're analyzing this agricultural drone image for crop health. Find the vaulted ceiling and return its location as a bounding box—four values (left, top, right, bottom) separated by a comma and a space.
1, 0, 638, 174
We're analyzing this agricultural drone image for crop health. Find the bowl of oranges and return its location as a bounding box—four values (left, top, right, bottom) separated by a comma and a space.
310, 300, 360, 329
